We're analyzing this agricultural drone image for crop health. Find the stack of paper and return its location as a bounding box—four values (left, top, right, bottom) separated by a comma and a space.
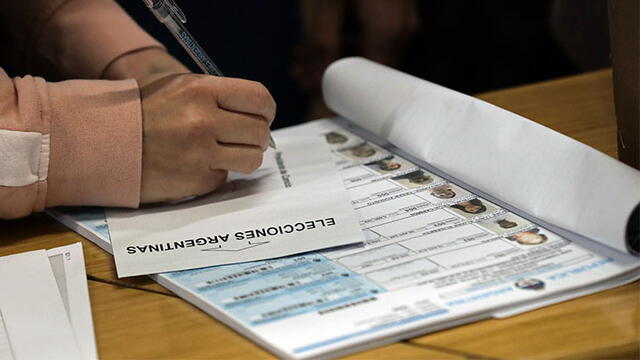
0, 243, 96, 360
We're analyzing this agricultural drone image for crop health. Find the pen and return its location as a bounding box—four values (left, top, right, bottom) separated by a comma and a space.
141, 0, 276, 149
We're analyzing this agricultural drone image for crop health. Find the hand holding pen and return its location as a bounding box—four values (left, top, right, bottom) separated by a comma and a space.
142, 0, 276, 149
138, 73, 276, 203
128, 0, 276, 203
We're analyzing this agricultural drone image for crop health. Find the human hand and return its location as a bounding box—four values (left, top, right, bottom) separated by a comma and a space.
102, 47, 190, 80
138, 73, 276, 203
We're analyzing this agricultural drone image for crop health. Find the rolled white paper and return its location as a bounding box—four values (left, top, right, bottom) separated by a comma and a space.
323, 57, 640, 255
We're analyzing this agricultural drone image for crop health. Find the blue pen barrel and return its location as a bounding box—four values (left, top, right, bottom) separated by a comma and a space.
163, 17, 224, 76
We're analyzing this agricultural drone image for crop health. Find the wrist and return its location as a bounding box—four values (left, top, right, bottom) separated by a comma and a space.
102, 47, 190, 80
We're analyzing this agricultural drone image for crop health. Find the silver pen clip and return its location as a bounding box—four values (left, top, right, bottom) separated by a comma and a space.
164, 0, 186, 23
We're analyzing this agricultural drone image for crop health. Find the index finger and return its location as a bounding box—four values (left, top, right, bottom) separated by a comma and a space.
213, 77, 276, 125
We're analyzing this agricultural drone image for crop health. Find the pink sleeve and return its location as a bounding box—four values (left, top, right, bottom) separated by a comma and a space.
0, 68, 142, 219
0, 0, 164, 218
0, 0, 163, 79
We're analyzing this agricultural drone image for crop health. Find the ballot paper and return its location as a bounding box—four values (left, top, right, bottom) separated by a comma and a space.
0, 246, 92, 360
323, 57, 640, 255
107, 134, 363, 277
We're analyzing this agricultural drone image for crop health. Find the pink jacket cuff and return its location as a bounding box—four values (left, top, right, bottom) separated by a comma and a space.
45, 78, 142, 208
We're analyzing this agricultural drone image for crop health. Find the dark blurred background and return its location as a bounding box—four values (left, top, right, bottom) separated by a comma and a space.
118, 1, 611, 128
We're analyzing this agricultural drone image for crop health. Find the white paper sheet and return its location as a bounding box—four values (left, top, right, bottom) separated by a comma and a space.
0, 251, 82, 360
107, 133, 363, 277
0, 309, 14, 360
322, 57, 640, 255
47, 244, 98, 360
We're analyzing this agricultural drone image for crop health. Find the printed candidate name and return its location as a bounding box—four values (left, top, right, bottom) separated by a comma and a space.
126, 217, 337, 254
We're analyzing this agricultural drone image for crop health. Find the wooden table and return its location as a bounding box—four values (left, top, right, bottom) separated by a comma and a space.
1, 69, 638, 359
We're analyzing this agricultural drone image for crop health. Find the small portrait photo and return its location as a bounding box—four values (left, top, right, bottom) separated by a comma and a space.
426, 184, 469, 202
514, 278, 545, 291
506, 228, 548, 245
392, 170, 437, 188
339, 143, 382, 160
478, 213, 531, 235
448, 198, 496, 218
365, 156, 414, 174
324, 131, 349, 144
